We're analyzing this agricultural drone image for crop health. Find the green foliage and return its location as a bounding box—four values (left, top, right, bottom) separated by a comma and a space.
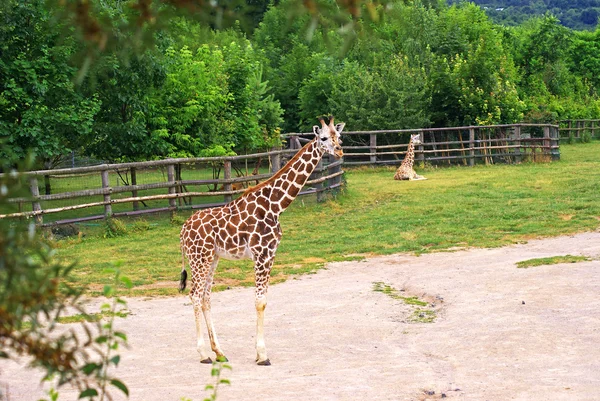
204, 357, 232, 401
571, 28, 600, 93
3, 0, 600, 168
429, 3, 525, 126
299, 56, 431, 130
148, 45, 233, 158
0, 0, 100, 167
84, 26, 283, 161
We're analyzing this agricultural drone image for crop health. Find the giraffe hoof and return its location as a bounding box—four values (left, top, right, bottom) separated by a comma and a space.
215, 355, 229, 363
256, 359, 271, 366
200, 357, 213, 364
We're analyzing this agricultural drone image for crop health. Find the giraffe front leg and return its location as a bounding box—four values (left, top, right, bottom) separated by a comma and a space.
254, 256, 274, 366
255, 293, 270, 365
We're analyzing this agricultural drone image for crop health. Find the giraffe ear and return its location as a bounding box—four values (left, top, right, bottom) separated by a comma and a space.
312, 125, 321, 136
335, 122, 345, 133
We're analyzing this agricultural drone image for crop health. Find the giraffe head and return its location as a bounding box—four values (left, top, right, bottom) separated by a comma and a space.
410, 133, 422, 145
313, 116, 345, 158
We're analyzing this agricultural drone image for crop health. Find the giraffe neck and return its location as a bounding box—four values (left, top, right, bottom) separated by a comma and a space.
241, 139, 324, 216
402, 140, 415, 168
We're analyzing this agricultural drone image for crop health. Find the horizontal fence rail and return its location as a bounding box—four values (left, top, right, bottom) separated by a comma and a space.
0, 144, 343, 226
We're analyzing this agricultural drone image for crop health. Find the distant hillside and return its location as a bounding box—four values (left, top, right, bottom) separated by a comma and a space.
447, 0, 600, 30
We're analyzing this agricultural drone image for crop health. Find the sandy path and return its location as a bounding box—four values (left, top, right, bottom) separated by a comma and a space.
2, 232, 600, 401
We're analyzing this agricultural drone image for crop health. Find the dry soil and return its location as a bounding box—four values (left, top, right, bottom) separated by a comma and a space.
2, 232, 600, 401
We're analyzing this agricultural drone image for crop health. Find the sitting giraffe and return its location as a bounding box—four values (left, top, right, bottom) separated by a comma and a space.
179, 116, 345, 365
394, 133, 427, 181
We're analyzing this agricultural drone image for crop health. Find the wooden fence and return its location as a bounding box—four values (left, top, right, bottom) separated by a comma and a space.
1, 122, 561, 226
286, 123, 560, 167
559, 119, 600, 140
0, 143, 343, 227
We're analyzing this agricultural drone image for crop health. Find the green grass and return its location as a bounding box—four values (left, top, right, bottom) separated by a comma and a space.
57, 311, 130, 324
52, 141, 600, 296
516, 255, 592, 268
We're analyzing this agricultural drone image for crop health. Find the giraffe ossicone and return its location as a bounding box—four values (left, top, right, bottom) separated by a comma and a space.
394, 133, 427, 181
179, 116, 345, 365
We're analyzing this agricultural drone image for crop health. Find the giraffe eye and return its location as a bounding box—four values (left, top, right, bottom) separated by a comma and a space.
321, 137, 328, 141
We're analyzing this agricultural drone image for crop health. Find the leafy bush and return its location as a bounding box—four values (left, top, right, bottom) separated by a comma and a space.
582, 132, 592, 143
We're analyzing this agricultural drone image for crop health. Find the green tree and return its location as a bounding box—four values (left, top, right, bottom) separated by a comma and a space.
0, 0, 100, 168
570, 27, 600, 93
299, 56, 431, 131
147, 45, 233, 158
82, 51, 166, 161
508, 15, 599, 120
429, 3, 524, 125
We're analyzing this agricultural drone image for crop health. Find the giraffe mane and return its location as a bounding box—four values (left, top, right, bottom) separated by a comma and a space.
241, 138, 317, 197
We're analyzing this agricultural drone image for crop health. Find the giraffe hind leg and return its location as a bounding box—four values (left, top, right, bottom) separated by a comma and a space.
190, 295, 212, 363
188, 257, 221, 364
201, 256, 228, 362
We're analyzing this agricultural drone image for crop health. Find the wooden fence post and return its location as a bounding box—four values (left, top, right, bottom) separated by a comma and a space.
224, 160, 232, 203
568, 120, 572, 140
543, 125, 550, 156
417, 131, 425, 165
271, 144, 281, 173
167, 164, 177, 211
550, 125, 560, 161
469, 127, 475, 167
315, 158, 324, 202
370, 133, 377, 165
131, 167, 139, 211
592, 120, 596, 139
514, 125, 522, 163
332, 154, 342, 188
29, 177, 43, 225
100, 169, 112, 218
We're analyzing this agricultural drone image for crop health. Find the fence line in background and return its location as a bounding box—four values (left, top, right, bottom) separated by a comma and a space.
287, 123, 560, 167
1, 145, 343, 226
1, 122, 564, 226
559, 119, 600, 140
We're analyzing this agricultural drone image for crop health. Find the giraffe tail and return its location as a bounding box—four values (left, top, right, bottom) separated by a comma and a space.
179, 249, 188, 293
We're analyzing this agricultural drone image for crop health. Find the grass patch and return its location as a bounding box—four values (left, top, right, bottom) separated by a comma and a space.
516, 255, 591, 268
372, 281, 428, 306
409, 309, 436, 323
57, 311, 130, 324
50, 142, 600, 297
372, 281, 436, 323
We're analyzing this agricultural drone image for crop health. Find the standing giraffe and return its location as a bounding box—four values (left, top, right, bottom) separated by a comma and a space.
394, 133, 427, 181
179, 116, 345, 365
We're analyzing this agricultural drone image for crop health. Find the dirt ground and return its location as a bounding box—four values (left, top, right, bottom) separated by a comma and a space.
2, 232, 600, 401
